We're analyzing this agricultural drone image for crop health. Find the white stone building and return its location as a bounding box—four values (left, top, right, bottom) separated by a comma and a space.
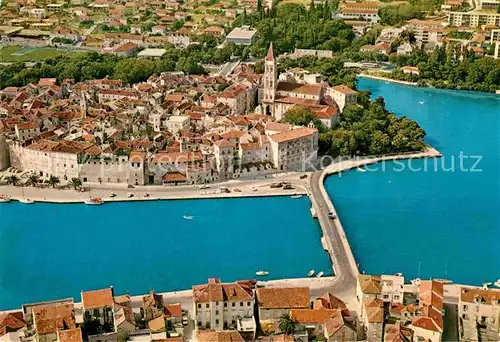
192, 278, 255, 334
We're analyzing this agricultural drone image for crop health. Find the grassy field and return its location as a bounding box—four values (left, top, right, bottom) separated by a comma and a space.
0, 46, 86, 62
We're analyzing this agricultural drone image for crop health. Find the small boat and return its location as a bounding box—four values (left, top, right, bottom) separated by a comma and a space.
85, 197, 103, 205
255, 270, 269, 276
316, 271, 324, 278
0, 195, 11, 203
308, 270, 315, 277
183, 215, 193, 220
291, 194, 303, 199
494, 279, 500, 288
19, 198, 35, 204
419, 101, 425, 104
434, 278, 453, 284
357, 167, 367, 172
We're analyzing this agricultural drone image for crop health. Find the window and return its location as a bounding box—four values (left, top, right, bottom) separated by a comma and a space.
215, 319, 219, 325
224, 303, 227, 308
232, 302, 235, 307
215, 310, 219, 315
206, 304, 209, 308
383, 295, 389, 299
240, 302, 243, 306
463, 305, 467, 311
247, 302, 251, 306
232, 320, 236, 325
197, 322, 201, 327
394, 295, 399, 300
198, 304, 201, 309
216, 301, 219, 306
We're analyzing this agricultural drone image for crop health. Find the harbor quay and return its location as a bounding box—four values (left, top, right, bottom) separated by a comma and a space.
2, 146, 500, 342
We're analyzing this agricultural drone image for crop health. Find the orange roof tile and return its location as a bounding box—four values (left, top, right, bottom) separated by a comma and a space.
81, 288, 114, 310
256, 287, 310, 309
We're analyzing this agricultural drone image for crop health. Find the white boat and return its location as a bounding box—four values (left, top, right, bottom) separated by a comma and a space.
419, 101, 425, 104
494, 279, 500, 288
183, 215, 194, 220
85, 197, 103, 205
19, 198, 35, 204
291, 195, 303, 199
308, 270, 315, 277
316, 271, 324, 278
0, 195, 11, 203
255, 270, 269, 276
357, 167, 367, 172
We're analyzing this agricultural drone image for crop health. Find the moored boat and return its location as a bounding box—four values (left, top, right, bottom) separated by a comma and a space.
357, 167, 367, 173
19, 198, 35, 204
255, 270, 269, 276
434, 278, 453, 284
494, 279, 500, 288
291, 195, 303, 199
183, 215, 193, 220
85, 197, 103, 205
316, 271, 324, 278
308, 270, 315, 277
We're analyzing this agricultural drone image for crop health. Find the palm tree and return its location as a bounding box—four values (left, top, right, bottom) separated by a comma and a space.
48, 175, 61, 188
26, 174, 40, 187
279, 314, 295, 335
69, 177, 82, 190
6, 175, 20, 186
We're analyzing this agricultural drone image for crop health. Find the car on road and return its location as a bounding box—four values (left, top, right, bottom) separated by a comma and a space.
270, 182, 283, 188
328, 212, 336, 219
299, 174, 308, 179
283, 184, 293, 190
199, 184, 210, 189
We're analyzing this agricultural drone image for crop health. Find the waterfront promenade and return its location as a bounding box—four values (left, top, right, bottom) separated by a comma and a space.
0, 147, 442, 315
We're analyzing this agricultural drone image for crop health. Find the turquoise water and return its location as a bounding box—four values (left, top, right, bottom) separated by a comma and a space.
325, 78, 500, 284
0, 196, 331, 310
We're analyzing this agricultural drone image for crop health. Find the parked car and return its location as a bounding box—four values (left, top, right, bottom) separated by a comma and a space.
199, 184, 210, 189
270, 182, 283, 188
299, 174, 308, 179
328, 212, 336, 219
283, 184, 293, 190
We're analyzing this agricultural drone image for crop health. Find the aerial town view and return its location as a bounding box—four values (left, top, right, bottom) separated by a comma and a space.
0, 0, 499, 339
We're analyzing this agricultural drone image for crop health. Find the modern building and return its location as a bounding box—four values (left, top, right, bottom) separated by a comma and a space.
448, 11, 500, 27
226, 26, 257, 45
137, 48, 167, 58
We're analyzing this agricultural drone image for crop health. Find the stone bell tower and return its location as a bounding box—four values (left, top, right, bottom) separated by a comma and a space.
262, 43, 277, 117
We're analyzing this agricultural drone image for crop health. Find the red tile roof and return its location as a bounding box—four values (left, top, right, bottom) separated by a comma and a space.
256, 287, 310, 309
193, 279, 254, 303
81, 288, 114, 310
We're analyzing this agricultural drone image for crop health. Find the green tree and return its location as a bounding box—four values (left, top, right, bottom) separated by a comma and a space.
26, 174, 40, 187
6, 175, 20, 186
48, 175, 61, 188
69, 177, 82, 190
283, 106, 325, 132
279, 314, 296, 334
